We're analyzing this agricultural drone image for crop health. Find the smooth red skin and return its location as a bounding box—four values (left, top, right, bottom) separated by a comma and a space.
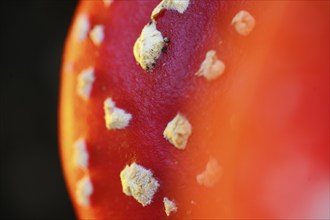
60, 1, 329, 219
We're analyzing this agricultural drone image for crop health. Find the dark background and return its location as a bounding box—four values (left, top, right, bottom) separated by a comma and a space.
1, 1, 78, 219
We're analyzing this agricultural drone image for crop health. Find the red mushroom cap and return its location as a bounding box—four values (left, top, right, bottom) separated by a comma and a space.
59, 1, 329, 219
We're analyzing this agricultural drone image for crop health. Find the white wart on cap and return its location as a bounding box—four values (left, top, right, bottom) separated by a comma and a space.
120, 162, 159, 206
163, 197, 178, 216
232, 10, 256, 36
103, 0, 113, 7
196, 157, 222, 187
76, 175, 93, 206
76, 14, 90, 41
104, 97, 132, 129
152, 0, 190, 19
77, 67, 95, 101
90, 25, 105, 46
73, 138, 89, 169
163, 113, 192, 150
195, 50, 225, 81
133, 22, 165, 71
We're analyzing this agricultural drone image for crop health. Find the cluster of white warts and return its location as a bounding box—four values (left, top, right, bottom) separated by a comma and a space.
71, 0, 255, 216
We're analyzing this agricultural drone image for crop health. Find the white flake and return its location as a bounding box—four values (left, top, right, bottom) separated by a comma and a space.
104, 97, 132, 129
133, 22, 165, 71
195, 50, 225, 81
76, 175, 93, 206
77, 67, 95, 100
120, 162, 159, 206
232, 10, 256, 36
163, 113, 192, 150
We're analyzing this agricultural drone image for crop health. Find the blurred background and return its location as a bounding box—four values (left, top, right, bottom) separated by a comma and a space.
1, 1, 77, 219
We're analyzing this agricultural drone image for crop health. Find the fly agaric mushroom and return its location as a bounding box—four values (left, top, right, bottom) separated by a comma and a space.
59, 1, 329, 219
